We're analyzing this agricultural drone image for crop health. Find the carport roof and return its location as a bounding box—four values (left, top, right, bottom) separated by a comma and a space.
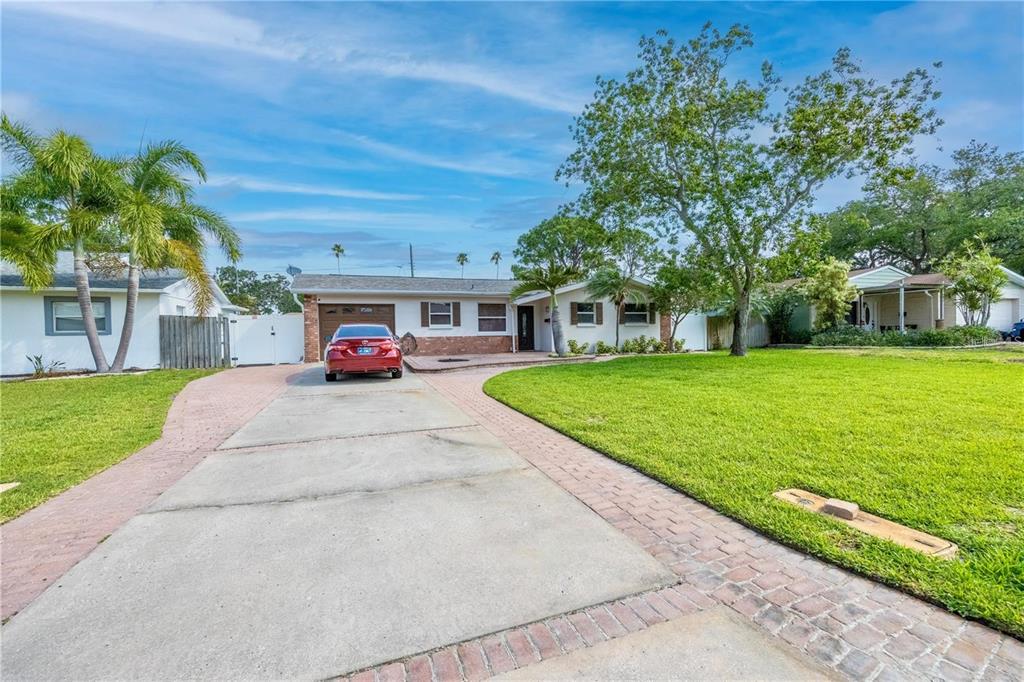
292, 273, 520, 296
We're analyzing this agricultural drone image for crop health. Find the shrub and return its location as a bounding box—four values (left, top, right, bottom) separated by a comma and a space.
811, 324, 1001, 347
566, 339, 589, 355
595, 340, 618, 355
672, 338, 685, 352
26, 355, 65, 378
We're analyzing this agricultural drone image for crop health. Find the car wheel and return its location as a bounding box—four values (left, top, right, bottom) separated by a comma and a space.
325, 372, 338, 382
390, 368, 403, 379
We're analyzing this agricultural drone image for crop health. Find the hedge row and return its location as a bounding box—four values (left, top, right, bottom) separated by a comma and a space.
811, 325, 1001, 347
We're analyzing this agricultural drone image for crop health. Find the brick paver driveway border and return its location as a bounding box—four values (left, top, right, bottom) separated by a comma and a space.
390, 367, 1023, 682
1, 364, 301, 621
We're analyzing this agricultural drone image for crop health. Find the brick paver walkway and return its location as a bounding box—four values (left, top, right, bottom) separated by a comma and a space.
1, 364, 300, 621
390, 367, 1022, 682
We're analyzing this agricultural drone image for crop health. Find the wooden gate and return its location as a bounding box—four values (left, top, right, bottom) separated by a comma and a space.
159, 315, 231, 369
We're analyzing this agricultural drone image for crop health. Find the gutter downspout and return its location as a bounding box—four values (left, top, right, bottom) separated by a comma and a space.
899, 281, 906, 333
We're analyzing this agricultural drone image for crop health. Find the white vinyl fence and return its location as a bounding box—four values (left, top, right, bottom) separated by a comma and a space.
229, 313, 304, 366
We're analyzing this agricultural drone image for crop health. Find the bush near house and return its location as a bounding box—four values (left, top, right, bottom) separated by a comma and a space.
812, 324, 1001, 347
567, 339, 590, 355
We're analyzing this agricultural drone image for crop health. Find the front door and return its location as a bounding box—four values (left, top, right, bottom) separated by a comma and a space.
517, 306, 535, 351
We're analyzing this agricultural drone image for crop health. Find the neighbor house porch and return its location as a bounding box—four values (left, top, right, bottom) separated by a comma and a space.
852, 274, 950, 332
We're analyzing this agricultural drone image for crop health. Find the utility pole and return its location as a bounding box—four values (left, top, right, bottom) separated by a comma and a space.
408, 243, 415, 278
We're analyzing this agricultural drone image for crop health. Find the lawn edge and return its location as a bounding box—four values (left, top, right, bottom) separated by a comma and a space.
481, 371, 1024, 641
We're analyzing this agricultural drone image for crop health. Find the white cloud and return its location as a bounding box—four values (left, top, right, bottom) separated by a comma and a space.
340, 54, 583, 114
207, 175, 422, 201
230, 207, 465, 229
8, 2, 585, 114
334, 133, 538, 177
14, 2, 302, 60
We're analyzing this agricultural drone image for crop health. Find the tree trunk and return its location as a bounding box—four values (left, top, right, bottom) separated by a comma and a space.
730, 283, 751, 358
110, 258, 140, 372
550, 293, 567, 356
73, 239, 110, 373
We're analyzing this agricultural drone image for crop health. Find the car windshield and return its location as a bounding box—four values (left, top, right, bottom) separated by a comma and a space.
334, 325, 392, 339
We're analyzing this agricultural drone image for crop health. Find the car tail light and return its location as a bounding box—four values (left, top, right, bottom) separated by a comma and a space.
379, 340, 394, 352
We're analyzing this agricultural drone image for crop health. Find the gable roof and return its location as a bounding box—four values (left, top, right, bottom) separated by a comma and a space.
291, 273, 520, 296
1, 252, 185, 291
1000, 265, 1024, 287
512, 277, 651, 304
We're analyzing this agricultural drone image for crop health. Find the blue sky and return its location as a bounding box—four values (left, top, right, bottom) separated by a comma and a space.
3, 2, 1022, 278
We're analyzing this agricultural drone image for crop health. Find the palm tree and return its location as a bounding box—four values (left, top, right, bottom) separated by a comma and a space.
456, 252, 469, 278
109, 141, 241, 372
1, 115, 122, 372
490, 250, 502, 278
331, 243, 345, 274
587, 266, 645, 349
509, 262, 576, 356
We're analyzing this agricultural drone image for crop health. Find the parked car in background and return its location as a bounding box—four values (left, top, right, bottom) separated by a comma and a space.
324, 324, 404, 381
1000, 320, 1024, 342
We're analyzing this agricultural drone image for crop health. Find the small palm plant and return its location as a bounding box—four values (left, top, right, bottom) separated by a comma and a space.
510, 262, 577, 356
587, 266, 645, 349
490, 250, 502, 278
331, 243, 345, 274
456, 252, 469, 278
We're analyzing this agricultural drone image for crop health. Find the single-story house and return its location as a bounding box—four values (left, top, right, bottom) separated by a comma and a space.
1, 252, 241, 375
291, 273, 710, 359
787, 264, 1024, 334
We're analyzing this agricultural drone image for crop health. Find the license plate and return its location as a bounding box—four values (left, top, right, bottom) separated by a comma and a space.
357, 346, 373, 355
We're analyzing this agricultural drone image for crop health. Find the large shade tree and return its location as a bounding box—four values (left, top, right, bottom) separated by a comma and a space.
558, 23, 941, 356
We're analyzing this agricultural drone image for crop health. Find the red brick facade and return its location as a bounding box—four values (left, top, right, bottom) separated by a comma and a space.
301, 295, 512, 359
659, 312, 671, 345
303, 295, 320, 362
411, 335, 512, 355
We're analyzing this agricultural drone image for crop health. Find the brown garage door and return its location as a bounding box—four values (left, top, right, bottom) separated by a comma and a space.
317, 303, 397, 354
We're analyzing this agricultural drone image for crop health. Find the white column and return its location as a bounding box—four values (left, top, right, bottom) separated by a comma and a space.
899, 283, 905, 333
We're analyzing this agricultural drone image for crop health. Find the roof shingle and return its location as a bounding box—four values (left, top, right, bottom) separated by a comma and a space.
291, 273, 520, 296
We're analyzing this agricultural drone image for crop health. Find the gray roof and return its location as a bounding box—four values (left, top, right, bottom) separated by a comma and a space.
292, 273, 521, 296
1, 252, 184, 291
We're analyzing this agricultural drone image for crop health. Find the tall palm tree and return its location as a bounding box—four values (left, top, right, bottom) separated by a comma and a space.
109, 141, 241, 372
1, 115, 122, 372
456, 252, 469, 278
509, 263, 576, 356
331, 243, 344, 273
587, 266, 645, 348
490, 250, 502, 278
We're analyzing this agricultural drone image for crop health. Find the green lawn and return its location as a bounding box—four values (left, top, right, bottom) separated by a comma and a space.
484, 349, 1024, 636
1, 369, 216, 523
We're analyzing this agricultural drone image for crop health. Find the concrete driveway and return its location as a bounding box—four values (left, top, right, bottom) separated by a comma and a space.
1, 367, 676, 680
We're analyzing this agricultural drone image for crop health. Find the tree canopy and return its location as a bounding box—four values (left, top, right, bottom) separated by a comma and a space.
216, 266, 300, 315
558, 23, 941, 355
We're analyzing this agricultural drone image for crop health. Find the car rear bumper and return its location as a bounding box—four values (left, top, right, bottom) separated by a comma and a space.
325, 356, 403, 374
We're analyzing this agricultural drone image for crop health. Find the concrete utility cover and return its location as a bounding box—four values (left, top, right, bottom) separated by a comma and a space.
498, 608, 830, 681
2, 369, 676, 680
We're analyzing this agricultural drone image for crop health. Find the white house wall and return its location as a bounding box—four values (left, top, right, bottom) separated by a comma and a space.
159, 280, 232, 317
527, 287, 663, 352
311, 294, 514, 340
1, 289, 161, 375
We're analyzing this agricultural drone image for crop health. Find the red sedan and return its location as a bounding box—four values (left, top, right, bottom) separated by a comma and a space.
324, 324, 404, 381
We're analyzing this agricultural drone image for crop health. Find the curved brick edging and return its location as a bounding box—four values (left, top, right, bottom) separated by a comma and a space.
0, 364, 302, 622
417, 369, 1023, 682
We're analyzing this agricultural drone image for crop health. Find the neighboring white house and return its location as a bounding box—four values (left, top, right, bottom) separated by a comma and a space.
1, 253, 241, 375
291, 273, 710, 360
787, 264, 1024, 334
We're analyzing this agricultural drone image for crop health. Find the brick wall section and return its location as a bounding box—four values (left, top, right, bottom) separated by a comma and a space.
1, 364, 301, 621
303, 294, 320, 362
659, 313, 671, 345
412, 335, 511, 355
